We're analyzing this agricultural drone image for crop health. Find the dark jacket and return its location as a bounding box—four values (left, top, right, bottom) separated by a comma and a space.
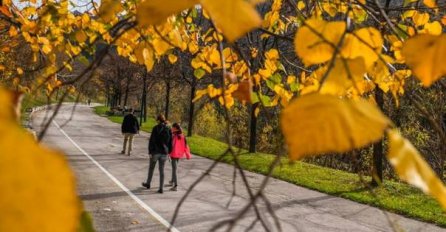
121, 114, 140, 134
149, 122, 172, 155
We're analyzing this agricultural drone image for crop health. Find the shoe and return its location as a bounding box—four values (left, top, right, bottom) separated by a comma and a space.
157, 189, 163, 194
141, 182, 150, 189
121, 151, 125, 154
127, 152, 131, 156
170, 186, 177, 191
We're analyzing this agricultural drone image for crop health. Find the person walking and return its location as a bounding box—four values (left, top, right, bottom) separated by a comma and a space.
121, 109, 139, 156
142, 114, 172, 193
168, 123, 191, 191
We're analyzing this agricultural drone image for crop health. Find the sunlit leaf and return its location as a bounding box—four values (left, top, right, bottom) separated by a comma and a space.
201, 0, 262, 42
137, 0, 198, 26
421, 21, 442, 35
281, 94, 390, 160
143, 48, 155, 71
9, 26, 18, 37
341, 27, 383, 69
423, 0, 436, 8
0, 6, 13, 17
401, 34, 446, 86
0, 88, 80, 232
98, 0, 122, 22
295, 19, 346, 66
152, 38, 171, 55
387, 129, 446, 209
168, 54, 178, 64
320, 58, 367, 96
75, 31, 87, 43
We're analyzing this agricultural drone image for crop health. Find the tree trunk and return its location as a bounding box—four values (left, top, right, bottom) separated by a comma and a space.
371, 88, 384, 186
249, 102, 259, 153
140, 74, 147, 126
187, 82, 196, 137
143, 89, 147, 122
123, 76, 130, 108
165, 80, 170, 120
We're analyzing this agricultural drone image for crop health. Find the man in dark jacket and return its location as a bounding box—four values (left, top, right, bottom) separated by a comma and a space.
121, 109, 140, 156
142, 114, 172, 193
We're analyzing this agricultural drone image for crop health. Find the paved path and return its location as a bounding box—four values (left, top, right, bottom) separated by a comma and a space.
33, 104, 445, 232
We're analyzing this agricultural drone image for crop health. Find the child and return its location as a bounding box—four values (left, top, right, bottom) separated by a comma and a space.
169, 123, 191, 191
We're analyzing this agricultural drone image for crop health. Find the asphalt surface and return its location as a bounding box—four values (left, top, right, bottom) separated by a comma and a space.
33, 104, 446, 232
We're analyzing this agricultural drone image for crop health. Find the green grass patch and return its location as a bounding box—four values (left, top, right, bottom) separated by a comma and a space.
94, 106, 446, 227
94, 106, 157, 132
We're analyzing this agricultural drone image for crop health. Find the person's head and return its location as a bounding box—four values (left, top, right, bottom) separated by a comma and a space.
129, 109, 134, 114
156, 114, 166, 123
172, 123, 182, 134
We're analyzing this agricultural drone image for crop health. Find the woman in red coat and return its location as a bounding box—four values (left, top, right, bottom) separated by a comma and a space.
169, 123, 191, 191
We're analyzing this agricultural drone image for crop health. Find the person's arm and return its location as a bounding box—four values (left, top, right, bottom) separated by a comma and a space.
184, 136, 191, 160
148, 126, 156, 155
166, 127, 173, 154
121, 116, 126, 133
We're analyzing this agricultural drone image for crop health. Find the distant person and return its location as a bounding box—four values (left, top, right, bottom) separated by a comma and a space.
168, 123, 191, 191
121, 109, 140, 156
87, 99, 91, 106
142, 114, 172, 193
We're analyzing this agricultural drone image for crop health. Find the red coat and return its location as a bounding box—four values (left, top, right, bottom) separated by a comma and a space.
170, 134, 191, 159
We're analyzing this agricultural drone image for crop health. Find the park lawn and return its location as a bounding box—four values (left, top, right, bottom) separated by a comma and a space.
94, 105, 446, 227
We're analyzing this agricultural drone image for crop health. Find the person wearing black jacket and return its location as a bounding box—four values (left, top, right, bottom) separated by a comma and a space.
142, 114, 172, 193
121, 109, 140, 156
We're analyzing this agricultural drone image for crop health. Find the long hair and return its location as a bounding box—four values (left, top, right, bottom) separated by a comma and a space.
172, 123, 182, 139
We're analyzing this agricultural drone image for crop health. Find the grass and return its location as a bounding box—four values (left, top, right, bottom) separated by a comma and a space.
94, 106, 157, 132
20, 93, 79, 125
94, 105, 446, 227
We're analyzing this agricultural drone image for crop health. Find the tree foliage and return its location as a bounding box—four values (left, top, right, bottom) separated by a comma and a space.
1, 0, 446, 230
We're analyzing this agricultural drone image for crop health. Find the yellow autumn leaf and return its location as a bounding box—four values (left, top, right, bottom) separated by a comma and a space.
0, 88, 22, 121
424, 0, 437, 8
17, 67, 24, 75
320, 58, 367, 96
134, 43, 146, 65
401, 34, 446, 86
421, 21, 442, 35
98, 0, 122, 22
8, 26, 18, 37
143, 48, 155, 71
0, 88, 80, 232
295, 19, 346, 66
75, 31, 87, 43
152, 38, 171, 55
413, 11, 430, 27
265, 49, 279, 60
281, 94, 390, 160
387, 129, 446, 209
201, 0, 262, 42
137, 0, 198, 26
341, 27, 383, 69
208, 46, 221, 67
168, 54, 178, 64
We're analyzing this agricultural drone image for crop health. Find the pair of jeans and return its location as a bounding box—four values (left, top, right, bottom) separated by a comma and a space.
146, 154, 167, 190
122, 133, 135, 154
170, 158, 179, 187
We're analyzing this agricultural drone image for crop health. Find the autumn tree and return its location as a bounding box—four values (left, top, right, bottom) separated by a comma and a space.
2, 0, 446, 231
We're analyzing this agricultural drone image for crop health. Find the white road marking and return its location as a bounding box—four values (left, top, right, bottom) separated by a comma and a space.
53, 120, 180, 232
